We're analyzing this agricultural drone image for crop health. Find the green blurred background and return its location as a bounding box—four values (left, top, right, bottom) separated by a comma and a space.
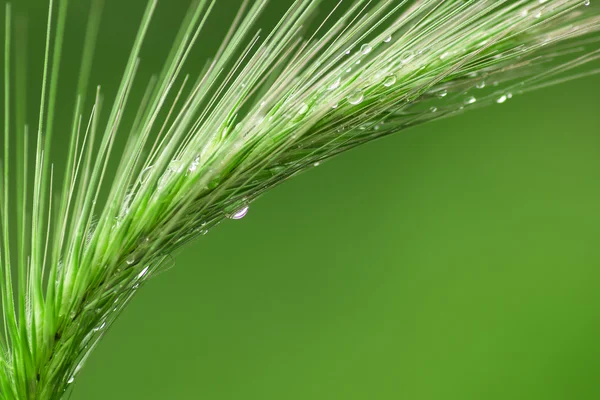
11, 0, 600, 398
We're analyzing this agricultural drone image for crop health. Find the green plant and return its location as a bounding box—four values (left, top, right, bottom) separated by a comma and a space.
0, 0, 598, 398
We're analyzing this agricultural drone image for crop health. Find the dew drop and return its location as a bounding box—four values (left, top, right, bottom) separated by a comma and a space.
534, 11, 542, 18
328, 78, 341, 90
313, 162, 320, 167
188, 156, 200, 174
331, 103, 339, 109
584, 0, 590, 6
347, 90, 364, 105
496, 95, 507, 104
229, 205, 249, 220
139, 166, 153, 184
437, 89, 448, 98
383, 74, 397, 87
126, 255, 135, 265
67, 377, 75, 384
401, 51, 415, 64
430, 107, 438, 112
361, 44, 372, 55
137, 266, 150, 279
465, 96, 477, 105
384, 35, 392, 43
298, 103, 309, 115
476, 81, 486, 89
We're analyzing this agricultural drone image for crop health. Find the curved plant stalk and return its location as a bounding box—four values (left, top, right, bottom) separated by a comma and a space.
0, 0, 599, 398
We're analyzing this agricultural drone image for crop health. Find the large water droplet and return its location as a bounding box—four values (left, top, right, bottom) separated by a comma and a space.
126, 255, 135, 265
383, 35, 392, 43
465, 96, 477, 105
229, 205, 249, 220
496, 95, 507, 103
584, 0, 591, 6
67, 377, 75, 384
383, 74, 397, 87
476, 81, 486, 89
347, 90, 364, 105
361, 44, 372, 55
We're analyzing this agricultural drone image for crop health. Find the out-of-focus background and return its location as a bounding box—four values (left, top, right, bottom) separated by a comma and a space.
11, 0, 600, 398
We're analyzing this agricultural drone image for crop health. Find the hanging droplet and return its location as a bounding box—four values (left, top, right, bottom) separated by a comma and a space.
496, 95, 507, 104
229, 205, 249, 220
347, 90, 364, 105
328, 78, 341, 90
383, 74, 397, 87
361, 44, 372, 55
465, 96, 477, 105
384, 35, 392, 43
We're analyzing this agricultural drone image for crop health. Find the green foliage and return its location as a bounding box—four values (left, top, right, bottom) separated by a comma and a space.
0, 0, 598, 398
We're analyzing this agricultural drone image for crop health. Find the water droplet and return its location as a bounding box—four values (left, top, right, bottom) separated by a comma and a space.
355, 59, 361, 65
126, 255, 135, 265
361, 44, 372, 55
188, 156, 200, 174
401, 51, 415, 64
584, 0, 591, 6
67, 377, 75, 384
476, 81, 486, 89
347, 90, 364, 105
298, 103, 308, 115
534, 11, 542, 18
507, 92, 513, 99
496, 95, 507, 104
437, 89, 448, 98
345, 49, 351, 55
331, 103, 339, 109
384, 35, 392, 43
465, 96, 477, 105
139, 166, 153, 184
328, 78, 341, 90
430, 107, 438, 112
229, 205, 249, 220
383, 74, 397, 87
137, 266, 150, 279
313, 162, 320, 167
